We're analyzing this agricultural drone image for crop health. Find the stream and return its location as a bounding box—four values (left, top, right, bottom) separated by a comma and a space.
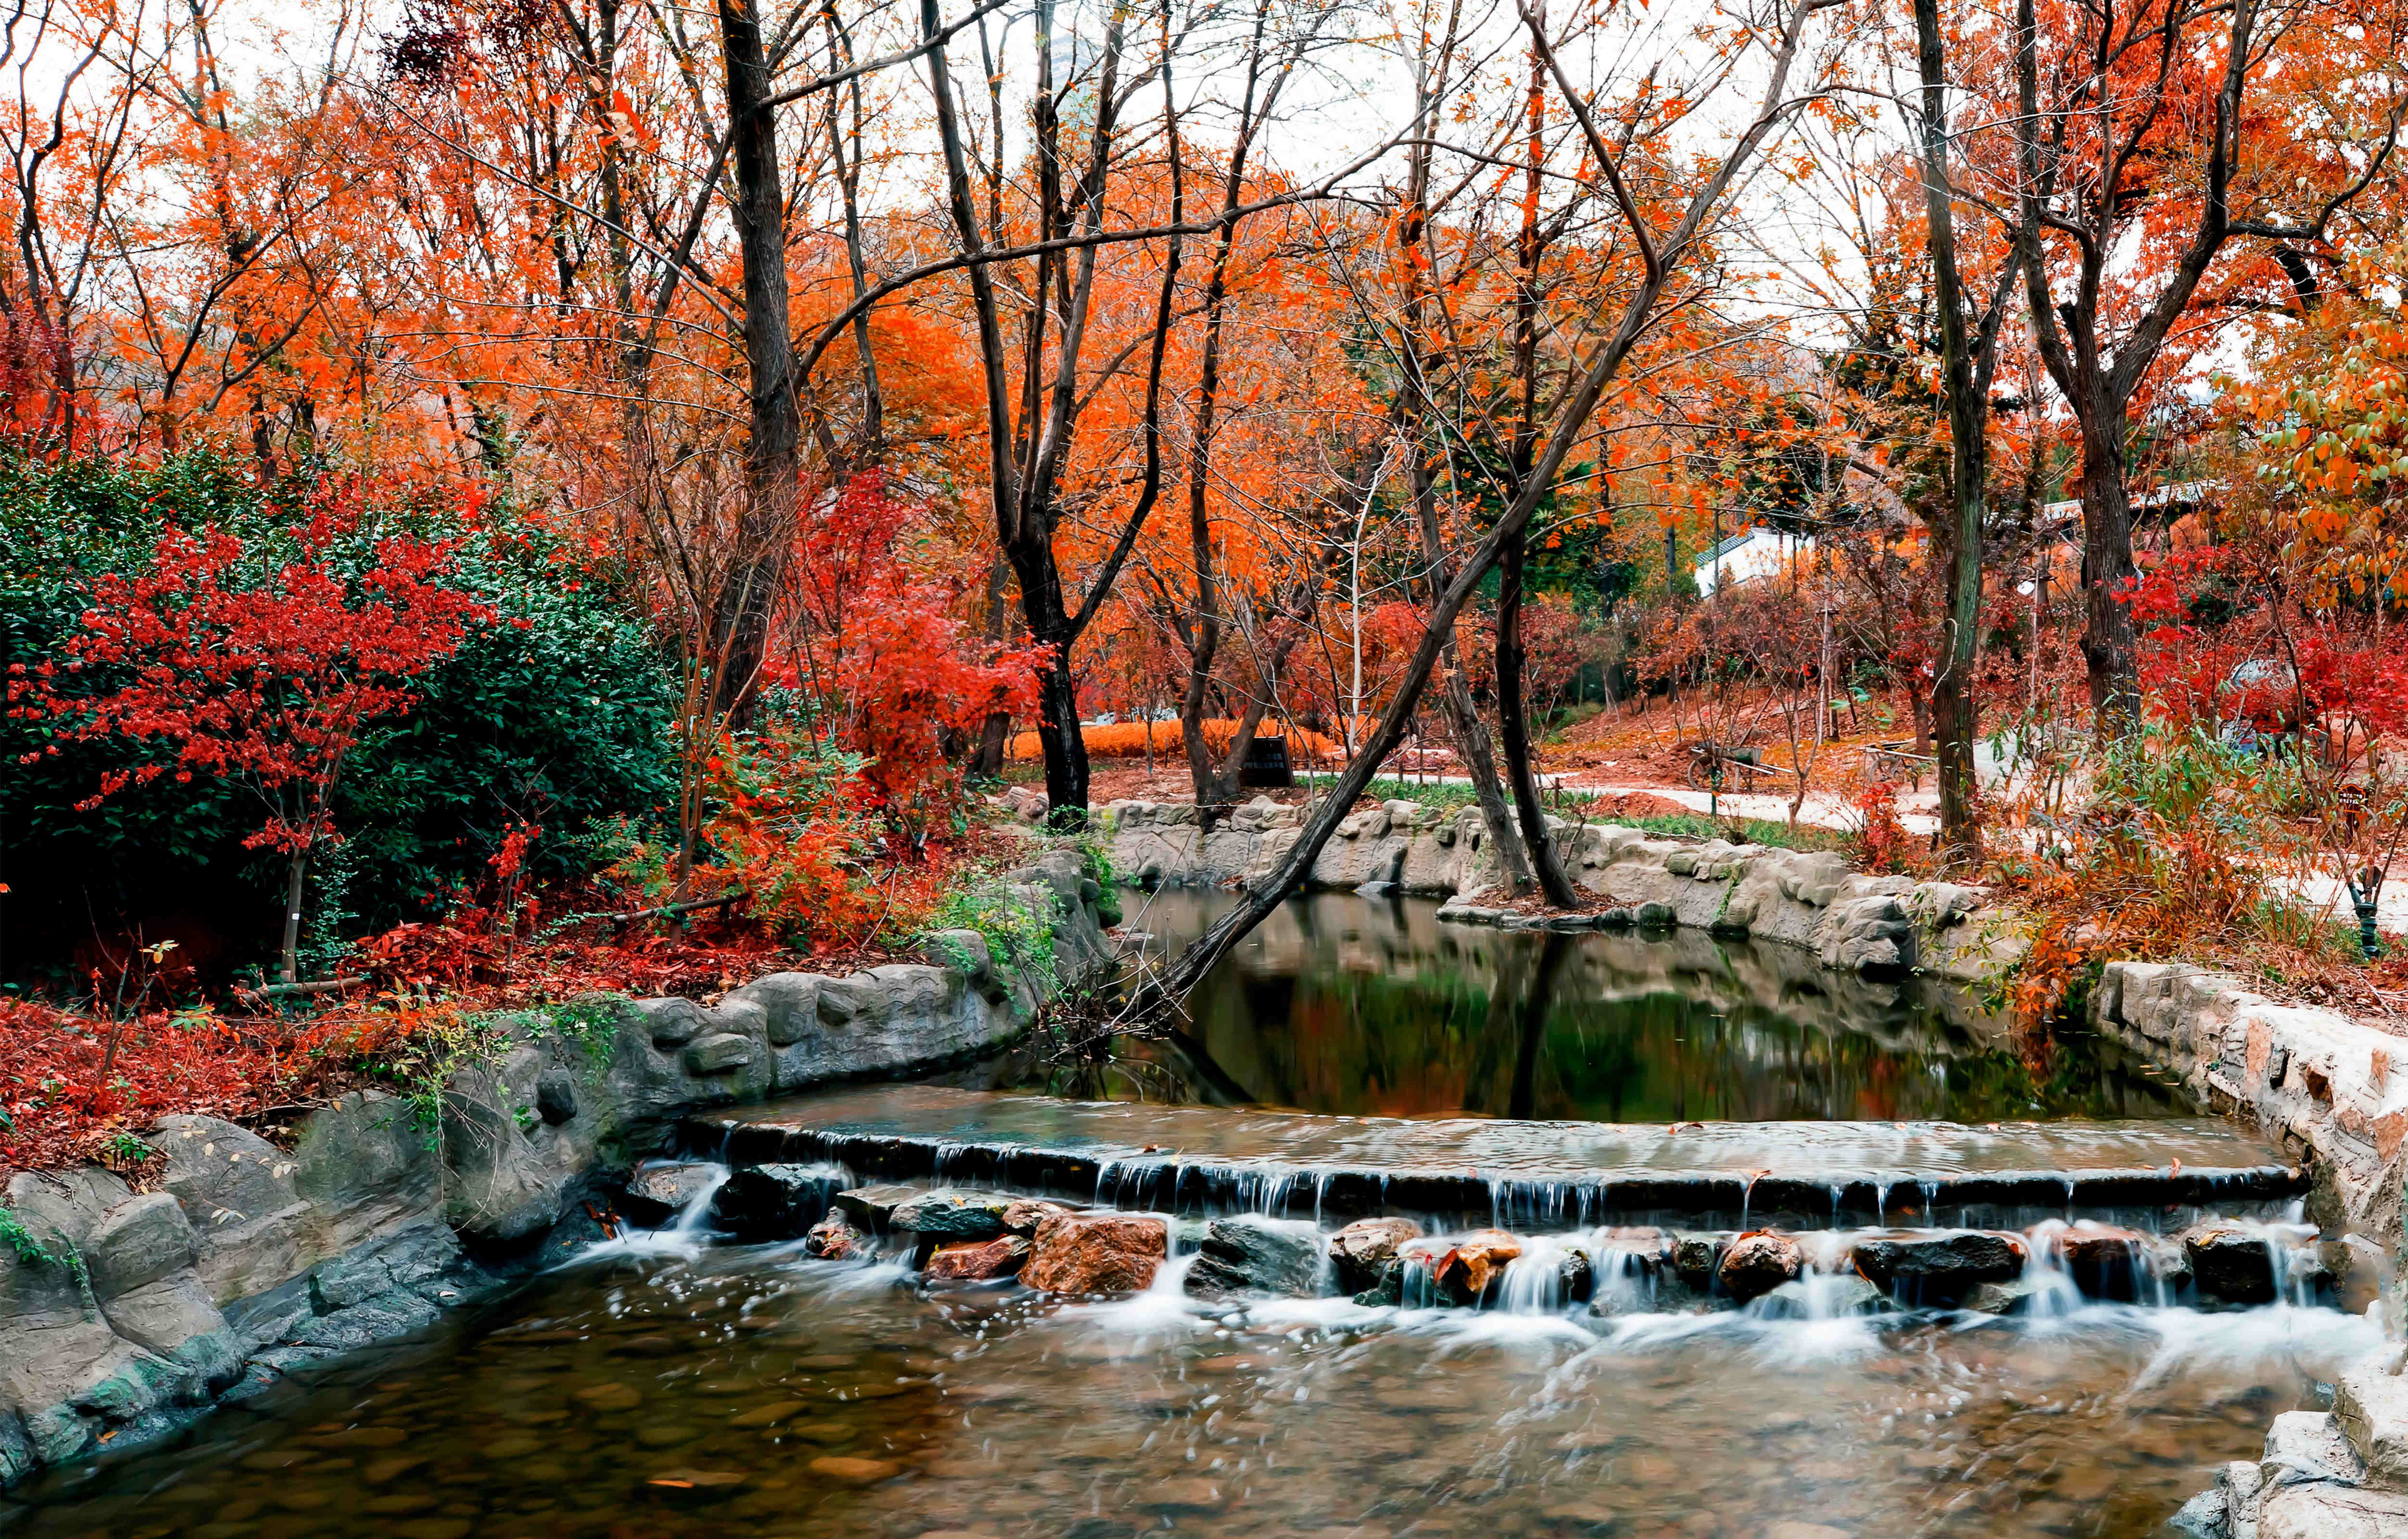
0, 896, 2372, 1539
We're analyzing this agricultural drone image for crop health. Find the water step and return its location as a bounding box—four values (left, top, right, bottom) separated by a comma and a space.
689, 1085, 2304, 1229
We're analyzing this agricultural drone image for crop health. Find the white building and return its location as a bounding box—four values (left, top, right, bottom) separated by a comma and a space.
1693, 527, 1814, 597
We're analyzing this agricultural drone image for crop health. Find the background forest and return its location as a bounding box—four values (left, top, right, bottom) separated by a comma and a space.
3, 0, 2406, 1166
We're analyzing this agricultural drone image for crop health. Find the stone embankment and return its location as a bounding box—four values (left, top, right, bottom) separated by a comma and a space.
0, 850, 1112, 1487
1104, 797, 2021, 982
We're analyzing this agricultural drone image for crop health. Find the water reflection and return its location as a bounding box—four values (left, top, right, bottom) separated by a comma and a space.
1030, 891, 2190, 1125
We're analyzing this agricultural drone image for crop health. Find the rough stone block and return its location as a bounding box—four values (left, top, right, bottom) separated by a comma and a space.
682, 1034, 756, 1075
99, 1270, 226, 1356
85, 1193, 197, 1299
2336, 1359, 2408, 1491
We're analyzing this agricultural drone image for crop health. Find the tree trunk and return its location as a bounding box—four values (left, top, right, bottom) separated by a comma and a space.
1496, 531, 1581, 904
2076, 431, 2141, 729
711, 0, 801, 727
279, 845, 310, 985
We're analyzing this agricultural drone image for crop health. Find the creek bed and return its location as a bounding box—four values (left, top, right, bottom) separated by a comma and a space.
0, 1229, 2376, 1539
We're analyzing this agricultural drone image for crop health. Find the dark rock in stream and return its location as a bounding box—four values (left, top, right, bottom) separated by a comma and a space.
1328, 1218, 1422, 1294
621, 1161, 725, 1226
890, 1191, 1016, 1242
2057, 1225, 2150, 1299
1556, 1247, 1595, 1305
1672, 1235, 1725, 1293
711, 1165, 842, 1241
1185, 1219, 1324, 1300
1716, 1233, 1803, 1303
1851, 1231, 2024, 1305
2184, 1225, 2279, 1306
832, 1185, 922, 1231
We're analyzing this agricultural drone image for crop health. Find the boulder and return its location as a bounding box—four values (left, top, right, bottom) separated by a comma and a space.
84, 1194, 196, 1300
1850, 1231, 2024, 1305
925, 1236, 1031, 1282
712, 1165, 842, 1243
1716, 1232, 1803, 1303
1327, 1217, 1422, 1294
1021, 1213, 1168, 1294
150, 1114, 311, 1302
621, 1161, 727, 1226
1427, 1230, 1524, 1305
1183, 1219, 1324, 1300
1961, 1278, 2050, 1317
2186, 1225, 2280, 1306
889, 1191, 1016, 1243
533, 1069, 579, 1125
1555, 1247, 1595, 1305
290, 1090, 442, 1251
803, 1211, 865, 1261
682, 1034, 756, 1075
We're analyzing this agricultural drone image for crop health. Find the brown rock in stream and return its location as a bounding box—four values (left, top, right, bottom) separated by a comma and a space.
1328, 1217, 1422, 1294
925, 1235, 1031, 1281
1716, 1232, 1803, 1302
804, 1210, 863, 1260
1021, 1213, 1168, 1293
1430, 1230, 1524, 1303
2055, 1224, 2148, 1299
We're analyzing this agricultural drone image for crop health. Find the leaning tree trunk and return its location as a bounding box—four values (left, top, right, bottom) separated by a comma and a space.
1496, 530, 1582, 905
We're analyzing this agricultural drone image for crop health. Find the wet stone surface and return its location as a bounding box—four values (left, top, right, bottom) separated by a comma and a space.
0, 1233, 2377, 1539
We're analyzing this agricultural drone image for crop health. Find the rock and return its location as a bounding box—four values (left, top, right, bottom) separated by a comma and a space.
621, 1161, 727, 1226
84, 1193, 197, 1300
150, 1115, 310, 1302
1428, 1230, 1524, 1304
2335, 1357, 2408, 1491
1851, 1231, 2024, 1305
1183, 1219, 1324, 1300
290, 1090, 442, 1252
682, 1034, 755, 1075
1634, 902, 1675, 927
2162, 1486, 2229, 1538
2056, 1224, 2150, 1299
832, 1185, 920, 1230
803, 1211, 865, 1260
1821, 892, 1915, 972
1001, 1199, 1072, 1236
1021, 1213, 1168, 1294
713, 1165, 840, 1243
100, 1272, 227, 1355
1556, 1247, 1595, 1305
1351, 1261, 1404, 1307
1672, 1235, 1724, 1292
924, 1236, 1031, 1281
1716, 1232, 1803, 1303
2186, 1225, 2280, 1306
2260, 1483, 2408, 1539
889, 1191, 1015, 1242
1328, 1217, 1422, 1294
533, 1069, 579, 1125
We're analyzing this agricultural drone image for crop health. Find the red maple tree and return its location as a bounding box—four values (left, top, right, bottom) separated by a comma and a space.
8, 493, 492, 982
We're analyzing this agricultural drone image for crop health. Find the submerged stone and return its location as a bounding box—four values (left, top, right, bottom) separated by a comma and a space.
621, 1161, 724, 1226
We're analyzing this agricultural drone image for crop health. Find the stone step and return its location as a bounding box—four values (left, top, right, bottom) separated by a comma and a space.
687, 1085, 2304, 1229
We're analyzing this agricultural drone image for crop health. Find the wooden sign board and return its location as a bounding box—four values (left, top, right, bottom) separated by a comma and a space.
1239, 734, 1294, 788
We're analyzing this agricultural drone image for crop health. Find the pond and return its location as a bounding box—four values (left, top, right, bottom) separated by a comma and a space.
1002, 890, 2192, 1125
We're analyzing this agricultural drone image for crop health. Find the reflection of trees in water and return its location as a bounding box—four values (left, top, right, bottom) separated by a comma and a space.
1105, 891, 2194, 1124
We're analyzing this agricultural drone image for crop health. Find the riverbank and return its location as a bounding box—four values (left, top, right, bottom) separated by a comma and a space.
0, 849, 1114, 1488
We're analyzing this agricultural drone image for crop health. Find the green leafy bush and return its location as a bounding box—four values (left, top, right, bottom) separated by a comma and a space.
0, 453, 678, 982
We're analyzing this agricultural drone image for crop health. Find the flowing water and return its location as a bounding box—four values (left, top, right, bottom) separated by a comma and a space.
1, 1220, 2375, 1539
0, 896, 2365, 1538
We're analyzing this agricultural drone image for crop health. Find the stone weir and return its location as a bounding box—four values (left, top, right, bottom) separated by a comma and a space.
689, 1083, 2305, 1230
